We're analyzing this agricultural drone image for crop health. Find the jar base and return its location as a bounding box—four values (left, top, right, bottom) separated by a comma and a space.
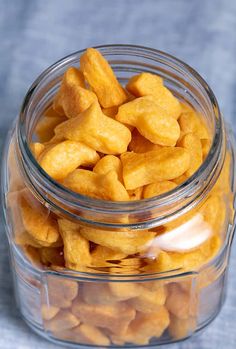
21, 305, 224, 348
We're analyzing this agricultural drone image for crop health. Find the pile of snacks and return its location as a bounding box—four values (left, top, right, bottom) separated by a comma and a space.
8, 48, 231, 346
39, 275, 199, 345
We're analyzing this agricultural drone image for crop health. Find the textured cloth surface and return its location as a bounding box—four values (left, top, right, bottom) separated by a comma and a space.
0, 0, 236, 348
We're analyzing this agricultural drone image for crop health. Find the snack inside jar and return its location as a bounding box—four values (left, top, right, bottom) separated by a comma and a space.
3, 46, 235, 347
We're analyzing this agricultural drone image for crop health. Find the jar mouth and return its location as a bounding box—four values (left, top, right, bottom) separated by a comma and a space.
17, 44, 224, 228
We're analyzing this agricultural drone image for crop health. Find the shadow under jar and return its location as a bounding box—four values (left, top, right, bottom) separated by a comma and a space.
1, 45, 236, 348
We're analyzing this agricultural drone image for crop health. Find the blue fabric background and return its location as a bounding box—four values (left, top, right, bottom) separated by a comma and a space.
0, 0, 236, 348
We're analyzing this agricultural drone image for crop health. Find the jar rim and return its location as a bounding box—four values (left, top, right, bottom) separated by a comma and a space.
17, 44, 224, 228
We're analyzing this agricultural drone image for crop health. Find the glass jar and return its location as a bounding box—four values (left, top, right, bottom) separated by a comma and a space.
1, 45, 236, 348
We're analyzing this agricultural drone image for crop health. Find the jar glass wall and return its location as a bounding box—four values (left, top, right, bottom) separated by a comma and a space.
1, 45, 236, 347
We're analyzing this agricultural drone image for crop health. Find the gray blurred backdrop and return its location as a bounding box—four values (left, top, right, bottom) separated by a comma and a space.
0, 0, 236, 348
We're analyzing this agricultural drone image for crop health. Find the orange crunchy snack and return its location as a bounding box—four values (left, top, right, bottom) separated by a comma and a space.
111, 306, 170, 345
177, 132, 203, 176
53, 67, 97, 117
53, 324, 110, 346
63, 169, 129, 201
72, 300, 135, 335
19, 189, 61, 247
121, 148, 190, 190
126, 73, 181, 119
35, 114, 67, 143
93, 155, 123, 182
129, 128, 161, 153
45, 310, 80, 332
178, 102, 209, 139
129, 284, 167, 313
58, 219, 92, 270
80, 48, 127, 108
79, 227, 155, 254
39, 140, 99, 180
168, 314, 197, 339
30, 142, 45, 159
54, 101, 131, 154
42, 276, 78, 309
165, 283, 198, 319
41, 304, 59, 321
116, 96, 180, 146
143, 181, 177, 198
9, 47, 232, 347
